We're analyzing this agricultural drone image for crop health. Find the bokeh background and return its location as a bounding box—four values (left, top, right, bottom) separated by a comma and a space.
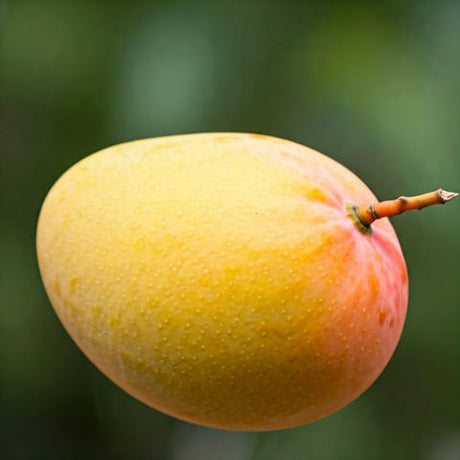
1, 0, 460, 459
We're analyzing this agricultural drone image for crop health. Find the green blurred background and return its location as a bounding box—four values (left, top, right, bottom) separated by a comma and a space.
1, 0, 459, 459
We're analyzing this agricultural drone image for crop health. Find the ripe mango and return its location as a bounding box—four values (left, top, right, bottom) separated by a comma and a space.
36, 133, 408, 430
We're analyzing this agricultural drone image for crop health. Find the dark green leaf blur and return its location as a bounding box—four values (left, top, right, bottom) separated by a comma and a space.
1, 1, 459, 459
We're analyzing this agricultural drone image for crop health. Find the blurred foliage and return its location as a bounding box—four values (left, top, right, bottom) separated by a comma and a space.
1, 0, 460, 459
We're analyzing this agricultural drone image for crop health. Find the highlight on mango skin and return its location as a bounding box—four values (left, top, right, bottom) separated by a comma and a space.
36, 132, 458, 431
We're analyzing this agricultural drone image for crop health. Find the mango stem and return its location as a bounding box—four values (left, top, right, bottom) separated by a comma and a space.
349, 188, 458, 230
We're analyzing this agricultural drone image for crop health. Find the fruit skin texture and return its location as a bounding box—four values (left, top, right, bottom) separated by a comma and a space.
36, 133, 408, 431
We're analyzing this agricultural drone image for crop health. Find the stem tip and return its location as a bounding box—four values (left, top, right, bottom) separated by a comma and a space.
439, 189, 459, 203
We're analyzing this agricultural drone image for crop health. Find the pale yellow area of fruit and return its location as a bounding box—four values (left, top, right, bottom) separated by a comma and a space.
36, 133, 408, 431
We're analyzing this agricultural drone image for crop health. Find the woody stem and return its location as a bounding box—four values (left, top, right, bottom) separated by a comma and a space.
349, 188, 458, 230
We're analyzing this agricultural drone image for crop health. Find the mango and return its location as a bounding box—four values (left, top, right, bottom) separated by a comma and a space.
36, 133, 408, 430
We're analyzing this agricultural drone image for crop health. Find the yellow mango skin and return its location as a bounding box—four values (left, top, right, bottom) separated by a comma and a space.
36, 133, 408, 431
